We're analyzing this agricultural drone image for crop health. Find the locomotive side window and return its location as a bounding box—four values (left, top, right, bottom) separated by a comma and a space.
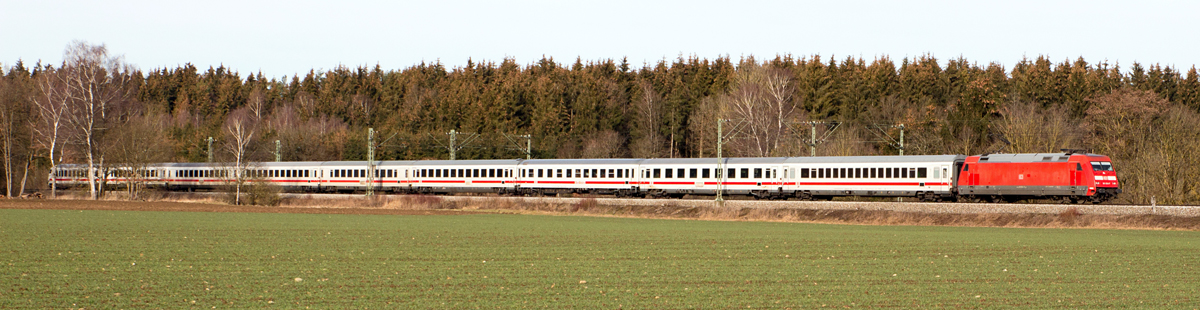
962, 164, 969, 172
1076, 163, 1083, 171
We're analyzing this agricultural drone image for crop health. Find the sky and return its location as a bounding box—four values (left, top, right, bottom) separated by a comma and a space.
3, 0, 1198, 79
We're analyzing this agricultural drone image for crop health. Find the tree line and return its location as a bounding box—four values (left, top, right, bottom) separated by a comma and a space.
2, 41, 1199, 204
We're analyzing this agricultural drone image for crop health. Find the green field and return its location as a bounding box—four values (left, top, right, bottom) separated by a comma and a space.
2, 209, 1197, 308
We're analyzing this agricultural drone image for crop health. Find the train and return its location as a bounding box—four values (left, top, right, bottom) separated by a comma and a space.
50, 151, 1121, 204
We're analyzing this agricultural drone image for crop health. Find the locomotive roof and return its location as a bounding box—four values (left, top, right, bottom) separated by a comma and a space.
974, 153, 1104, 163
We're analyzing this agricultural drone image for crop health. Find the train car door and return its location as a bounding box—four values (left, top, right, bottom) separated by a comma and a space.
1070, 162, 1082, 186
961, 163, 975, 186
774, 165, 785, 193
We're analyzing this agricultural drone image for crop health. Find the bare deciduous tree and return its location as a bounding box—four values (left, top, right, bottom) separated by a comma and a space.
352, 93, 374, 124
106, 114, 170, 199
724, 64, 801, 157
687, 96, 722, 157
224, 107, 257, 205
994, 99, 1081, 153
579, 129, 626, 158
631, 81, 664, 158
246, 86, 268, 122
30, 66, 73, 198
1, 69, 33, 198
59, 41, 137, 199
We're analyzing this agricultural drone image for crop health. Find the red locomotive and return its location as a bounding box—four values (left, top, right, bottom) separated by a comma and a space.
957, 151, 1120, 203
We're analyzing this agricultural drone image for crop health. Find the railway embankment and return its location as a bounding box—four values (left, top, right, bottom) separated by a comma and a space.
421, 195, 1200, 217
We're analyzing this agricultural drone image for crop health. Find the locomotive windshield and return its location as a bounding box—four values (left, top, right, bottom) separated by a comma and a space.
1090, 161, 1113, 171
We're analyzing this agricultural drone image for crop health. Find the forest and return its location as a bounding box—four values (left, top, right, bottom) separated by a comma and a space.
2, 41, 1199, 204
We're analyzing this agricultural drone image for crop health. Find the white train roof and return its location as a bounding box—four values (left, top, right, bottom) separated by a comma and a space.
638, 155, 963, 165
518, 159, 644, 165
59, 155, 968, 169
408, 159, 524, 166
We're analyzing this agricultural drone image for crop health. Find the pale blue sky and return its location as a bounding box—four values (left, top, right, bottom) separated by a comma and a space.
3, 0, 1197, 79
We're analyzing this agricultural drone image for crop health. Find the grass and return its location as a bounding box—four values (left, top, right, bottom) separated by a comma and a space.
2, 209, 1198, 308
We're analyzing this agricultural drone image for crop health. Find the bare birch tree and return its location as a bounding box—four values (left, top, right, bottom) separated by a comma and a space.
60, 41, 137, 199
224, 108, 256, 205
724, 64, 800, 157
30, 66, 72, 198
246, 85, 268, 122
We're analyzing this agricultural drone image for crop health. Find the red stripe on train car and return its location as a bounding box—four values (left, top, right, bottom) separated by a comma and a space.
585, 181, 627, 185
421, 180, 467, 184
